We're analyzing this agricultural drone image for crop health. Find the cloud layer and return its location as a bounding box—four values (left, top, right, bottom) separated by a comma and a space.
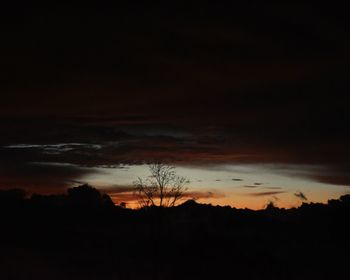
1, 3, 350, 193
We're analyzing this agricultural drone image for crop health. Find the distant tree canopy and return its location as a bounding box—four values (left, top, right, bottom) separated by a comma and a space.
328, 194, 350, 208
0, 188, 26, 207
1, 188, 350, 280
15, 184, 115, 211
133, 163, 189, 208
67, 184, 115, 209
1, 185, 349, 214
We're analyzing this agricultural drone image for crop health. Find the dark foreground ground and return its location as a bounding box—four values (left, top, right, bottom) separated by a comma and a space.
1, 186, 349, 280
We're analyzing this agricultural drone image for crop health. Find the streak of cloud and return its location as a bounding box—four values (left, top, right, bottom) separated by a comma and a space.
246, 191, 287, 197
294, 191, 308, 201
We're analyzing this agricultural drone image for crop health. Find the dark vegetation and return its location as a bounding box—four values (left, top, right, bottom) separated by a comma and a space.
1, 185, 349, 280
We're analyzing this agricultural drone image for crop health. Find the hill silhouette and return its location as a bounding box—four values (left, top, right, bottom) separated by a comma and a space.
0, 186, 349, 280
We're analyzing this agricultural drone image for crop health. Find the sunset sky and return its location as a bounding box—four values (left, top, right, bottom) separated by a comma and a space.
1, 3, 350, 208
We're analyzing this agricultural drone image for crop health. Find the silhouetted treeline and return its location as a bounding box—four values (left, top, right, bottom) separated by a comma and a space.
0, 185, 349, 280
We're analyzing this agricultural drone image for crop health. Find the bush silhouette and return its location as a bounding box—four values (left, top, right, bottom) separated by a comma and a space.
67, 184, 113, 209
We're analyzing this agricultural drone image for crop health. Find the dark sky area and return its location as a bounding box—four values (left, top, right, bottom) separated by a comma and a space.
1, 2, 350, 196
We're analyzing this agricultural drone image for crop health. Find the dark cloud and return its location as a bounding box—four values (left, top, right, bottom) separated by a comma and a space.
185, 190, 226, 200
1, 3, 350, 191
247, 191, 287, 197
100, 185, 136, 194
1, 3, 349, 120
3, 143, 103, 155
2, 120, 350, 189
294, 191, 308, 201
0, 161, 96, 193
264, 187, 283, 190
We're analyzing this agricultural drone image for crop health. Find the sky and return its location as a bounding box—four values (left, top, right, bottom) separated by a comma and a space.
1, 2, 350, 208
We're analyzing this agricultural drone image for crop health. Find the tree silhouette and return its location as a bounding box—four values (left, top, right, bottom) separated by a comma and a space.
133, 163, 189, 207
67, 183, 114, 209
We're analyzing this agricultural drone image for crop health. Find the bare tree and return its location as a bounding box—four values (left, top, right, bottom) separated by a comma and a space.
133, 163, 189, 208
